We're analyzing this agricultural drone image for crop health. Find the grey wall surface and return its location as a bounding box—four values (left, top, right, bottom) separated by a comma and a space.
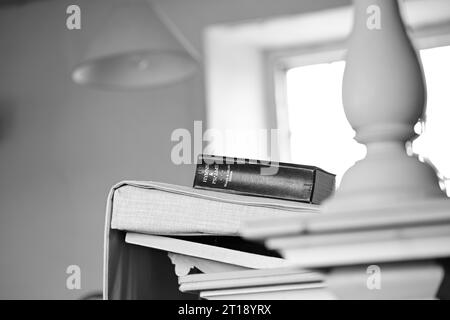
0, 0, 203, 299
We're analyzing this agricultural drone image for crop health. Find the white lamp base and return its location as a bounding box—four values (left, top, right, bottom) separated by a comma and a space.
321, 0, 447, 213
323, 142, 445, 213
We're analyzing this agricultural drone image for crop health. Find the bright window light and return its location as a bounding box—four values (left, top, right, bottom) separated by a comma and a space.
286, 45, 450, 194
286, 60, 365, 185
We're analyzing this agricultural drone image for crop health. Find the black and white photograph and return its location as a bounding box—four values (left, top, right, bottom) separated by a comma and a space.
0, 0, 450, 303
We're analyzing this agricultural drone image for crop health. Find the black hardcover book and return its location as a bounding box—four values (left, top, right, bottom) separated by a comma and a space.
193, 154, 335, 204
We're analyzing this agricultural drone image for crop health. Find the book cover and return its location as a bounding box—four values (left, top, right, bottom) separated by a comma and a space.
110, 181, 317, 237
193, 155, 335, 204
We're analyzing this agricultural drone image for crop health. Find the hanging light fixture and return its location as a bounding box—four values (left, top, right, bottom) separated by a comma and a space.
71, 0, 198, 89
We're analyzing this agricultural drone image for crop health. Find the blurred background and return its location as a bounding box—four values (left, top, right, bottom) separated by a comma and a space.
0, 0, 449, 299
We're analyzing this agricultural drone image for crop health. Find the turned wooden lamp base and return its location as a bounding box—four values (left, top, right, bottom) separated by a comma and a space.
322, 142, 446, 213
319, 0, 448, 213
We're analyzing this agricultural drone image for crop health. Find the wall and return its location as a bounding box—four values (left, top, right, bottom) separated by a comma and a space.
154, 0, 351, 54
0, 0, 202, 299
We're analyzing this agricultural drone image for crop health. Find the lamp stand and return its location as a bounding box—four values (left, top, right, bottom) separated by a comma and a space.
323, 0, 445, 212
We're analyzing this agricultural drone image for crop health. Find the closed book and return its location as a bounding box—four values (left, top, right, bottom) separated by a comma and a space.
193, 155, 335, 204
178, 267, 324, 293
200, 283, 333, 300
109, 181, 317, 236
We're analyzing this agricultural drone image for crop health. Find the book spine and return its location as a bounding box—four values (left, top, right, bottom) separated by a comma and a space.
193, 155, 316, 203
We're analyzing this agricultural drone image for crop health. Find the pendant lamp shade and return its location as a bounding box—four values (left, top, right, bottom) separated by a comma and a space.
71, 0, 197, 89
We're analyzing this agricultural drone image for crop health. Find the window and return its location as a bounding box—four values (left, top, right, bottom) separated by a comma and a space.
285, 45, 450, 194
